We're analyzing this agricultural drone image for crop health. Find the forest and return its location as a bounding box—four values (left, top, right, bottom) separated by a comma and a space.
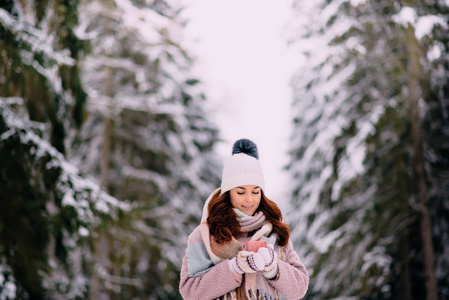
1, 0, 448, 299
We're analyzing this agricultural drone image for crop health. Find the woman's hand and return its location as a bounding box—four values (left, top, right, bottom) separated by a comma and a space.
258, 244, 278, 279
228, 251, 265, 274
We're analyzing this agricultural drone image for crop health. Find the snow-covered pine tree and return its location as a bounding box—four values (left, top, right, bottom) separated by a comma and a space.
287, 0, 448, 299
72, 0, 221, 298
0, 1, 129, 299
420, 1, 449, 296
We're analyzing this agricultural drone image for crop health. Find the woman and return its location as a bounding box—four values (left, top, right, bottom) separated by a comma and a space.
179, 139, 309, 300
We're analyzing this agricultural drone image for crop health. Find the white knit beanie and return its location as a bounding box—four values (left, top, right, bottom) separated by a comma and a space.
220, 139, 265, 195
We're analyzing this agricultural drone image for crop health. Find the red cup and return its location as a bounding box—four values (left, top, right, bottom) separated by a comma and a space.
242, 240, 267, 252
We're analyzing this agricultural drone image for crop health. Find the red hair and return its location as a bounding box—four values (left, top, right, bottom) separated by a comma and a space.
207, 189, 290, 247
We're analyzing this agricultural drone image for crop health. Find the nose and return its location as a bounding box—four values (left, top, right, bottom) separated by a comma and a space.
246, 194, 254, 202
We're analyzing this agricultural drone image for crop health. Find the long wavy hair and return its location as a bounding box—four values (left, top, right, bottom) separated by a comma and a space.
207, 189, 290, 247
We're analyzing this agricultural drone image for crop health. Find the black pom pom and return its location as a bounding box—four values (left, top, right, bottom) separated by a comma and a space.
232, 139, 259, 159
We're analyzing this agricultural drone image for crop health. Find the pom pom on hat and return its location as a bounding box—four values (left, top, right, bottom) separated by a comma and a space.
220, 139, 265, 195
232, 138, 259, 159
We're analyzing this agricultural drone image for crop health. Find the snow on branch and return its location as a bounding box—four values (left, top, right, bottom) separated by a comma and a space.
0, 8, 75, 66
0, 100, 130, 223
392, 7, 448, 40
0, 259, 16, 300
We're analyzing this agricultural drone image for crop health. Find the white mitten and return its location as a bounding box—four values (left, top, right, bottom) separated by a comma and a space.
258, 244, 278, 279
228, 251, 265, 274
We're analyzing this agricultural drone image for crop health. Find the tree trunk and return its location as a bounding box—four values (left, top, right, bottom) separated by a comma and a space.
400, 231, 411, 300
100, 116, 112, 189
89, 29, 114, 296
405, 25, 438, 300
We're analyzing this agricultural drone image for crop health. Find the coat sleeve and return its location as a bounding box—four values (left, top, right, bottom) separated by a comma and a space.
179, 228, 241, 300
268, 239, 309, 300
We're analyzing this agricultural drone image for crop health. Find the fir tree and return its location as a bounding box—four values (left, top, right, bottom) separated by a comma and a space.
0, 1, 128, 298
287, 0, 448, 299
73, 0, 220, 298
1, 0, 220, 299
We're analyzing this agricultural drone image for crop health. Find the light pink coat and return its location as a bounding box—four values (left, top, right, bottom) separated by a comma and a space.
179, 225, 309, 300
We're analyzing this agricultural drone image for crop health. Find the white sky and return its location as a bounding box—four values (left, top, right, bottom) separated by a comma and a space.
183, 0, 297, 209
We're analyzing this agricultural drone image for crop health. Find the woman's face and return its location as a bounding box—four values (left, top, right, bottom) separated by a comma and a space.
229, 185, 262, 216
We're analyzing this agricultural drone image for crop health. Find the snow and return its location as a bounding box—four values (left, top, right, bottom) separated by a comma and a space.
0, 8, 75, 66
1, 100, 130, 224
427, 43, 443, 61
122, 166, 169, 191
0, 263, 16, 300
350, 0, 366, 5
116, 0, 169, 31
332, 105, 384, 200
0, 282, 16, 300
0, 97, 23, 105
392, 6, 416, 26
415, 15, 448, 39
315, 227, 342, 254
346, 36, 367, 54
361, 246, 391, 274
392, 7, 447, 40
